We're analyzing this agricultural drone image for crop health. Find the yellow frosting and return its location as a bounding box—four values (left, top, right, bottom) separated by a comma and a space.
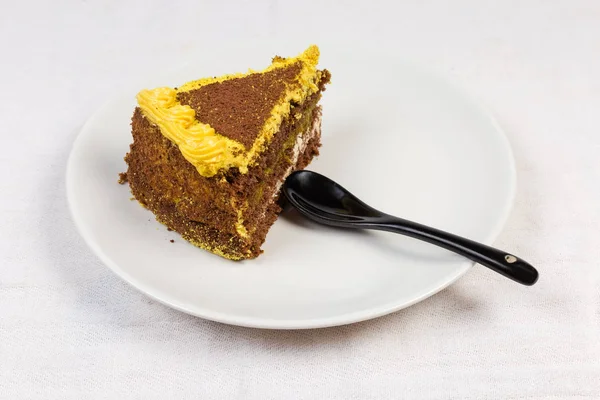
136, 87, 247, 177
136, 45, 323, 178
235, 209, 249, 238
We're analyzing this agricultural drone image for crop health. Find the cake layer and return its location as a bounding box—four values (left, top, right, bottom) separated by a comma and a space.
125, 98, 324, 259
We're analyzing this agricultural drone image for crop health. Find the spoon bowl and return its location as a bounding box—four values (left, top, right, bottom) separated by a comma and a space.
284, 170, 381, 222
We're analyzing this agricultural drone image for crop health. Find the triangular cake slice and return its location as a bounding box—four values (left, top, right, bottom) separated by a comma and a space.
122, 46, 331, 260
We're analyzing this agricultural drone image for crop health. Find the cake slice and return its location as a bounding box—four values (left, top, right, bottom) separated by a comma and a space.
121, 45, 331, 260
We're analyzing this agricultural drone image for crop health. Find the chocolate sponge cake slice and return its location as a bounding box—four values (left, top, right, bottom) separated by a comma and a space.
122, 46, 331, 260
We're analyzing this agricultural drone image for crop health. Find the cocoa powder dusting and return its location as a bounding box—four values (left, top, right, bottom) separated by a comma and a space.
177, 62, 302, 148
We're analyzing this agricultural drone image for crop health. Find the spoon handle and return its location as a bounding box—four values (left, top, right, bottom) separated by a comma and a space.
369, 216, 538, 285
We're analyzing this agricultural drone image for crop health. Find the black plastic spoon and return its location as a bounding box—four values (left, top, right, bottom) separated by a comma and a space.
283, 170, 538, 286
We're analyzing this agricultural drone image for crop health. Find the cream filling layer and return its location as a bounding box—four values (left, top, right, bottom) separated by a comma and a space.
273, 110, 322, 199
234, 111, 321, 239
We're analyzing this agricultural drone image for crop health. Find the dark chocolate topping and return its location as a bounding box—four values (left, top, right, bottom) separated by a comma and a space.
177, 62, 303, 148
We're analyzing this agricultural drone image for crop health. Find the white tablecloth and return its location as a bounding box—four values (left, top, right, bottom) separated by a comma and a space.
1, 1, 599, 398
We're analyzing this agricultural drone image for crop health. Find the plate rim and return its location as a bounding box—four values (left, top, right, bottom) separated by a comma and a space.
66, 58, 516, 330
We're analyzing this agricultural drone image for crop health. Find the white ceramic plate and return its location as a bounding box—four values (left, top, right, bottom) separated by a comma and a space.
67, 45, 515, 329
